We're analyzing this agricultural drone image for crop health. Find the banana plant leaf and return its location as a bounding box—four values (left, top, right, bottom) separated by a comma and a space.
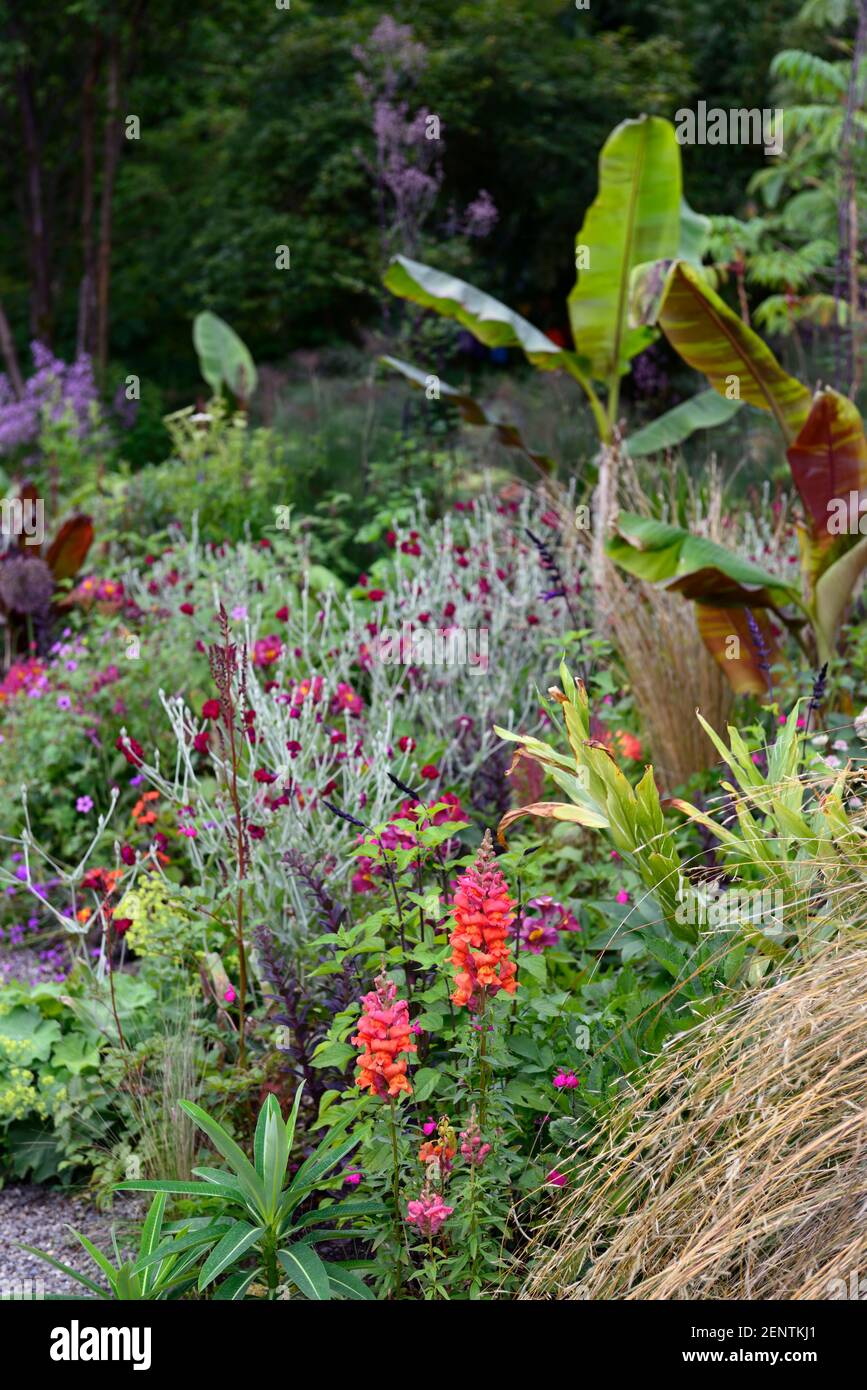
632, 260, 812, 443
786, 387, 867, 576
624, 388, 742, 456
606, 512, 802, 611
383, 256, 587, 377
568, 115, 682, 382
695, 604, 781, 696
44, 515, 95, 581
380, 355, 555, 473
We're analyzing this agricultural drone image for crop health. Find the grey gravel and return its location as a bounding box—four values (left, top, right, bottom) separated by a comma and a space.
0, 1184, 143, 1298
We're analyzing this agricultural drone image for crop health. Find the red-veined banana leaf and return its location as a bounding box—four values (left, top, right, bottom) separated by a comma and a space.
606, 513, 801, 610
786, 387, 867, 588
606, 512, 802, 693
694, 604, 781, 696
567, 115, 682, 384
380, 356, 555, 474
44, 515, 95, 582
632, 260, 812, 443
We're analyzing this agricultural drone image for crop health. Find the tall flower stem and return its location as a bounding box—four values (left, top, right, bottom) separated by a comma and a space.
478, 999, 489, 1126
388, 1097, 403, 1296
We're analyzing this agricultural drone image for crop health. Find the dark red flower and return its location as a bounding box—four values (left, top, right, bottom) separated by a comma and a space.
202, 699, 221, 720
286, 740, 301, 758
254, 768, 276, 784
275, 606, 290, 621
420, 764, 439, 780
193, 731, 210, 755
179, 603, 195, 616
113, 917, 133, 936
367, 589, 385, 602
248, 825, 266, 840
116, 734, 144, 767
120, 846, 136, 866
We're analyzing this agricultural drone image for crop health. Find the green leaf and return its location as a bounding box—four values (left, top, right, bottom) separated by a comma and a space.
193, 311, 257, 404
16, 1243, 109, 1298
568, 115, 682, 382
261, 1097, 290, 1219
115, 1180, 219, 1196
383, 259, 582, 373
412, 1067, 441, 1103
625, 389, 742, 456
292, 1199, 383, 1228
197, 1221, 264, 1291
278, 1242, 332, 1300
178, 1101, 267, 1215
321, 1263, 374, 1300
213, 1268, 262, 1301
136, 1194, 166, 1296
606, 513, 800, 609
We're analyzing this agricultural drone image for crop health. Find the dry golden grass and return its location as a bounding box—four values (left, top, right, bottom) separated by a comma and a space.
600, 569, 733, 789
520, 925, 867, 1300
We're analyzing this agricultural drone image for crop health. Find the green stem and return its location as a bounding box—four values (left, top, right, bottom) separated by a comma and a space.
478, 1000, 489, 1127
388, 1098, 403, 1297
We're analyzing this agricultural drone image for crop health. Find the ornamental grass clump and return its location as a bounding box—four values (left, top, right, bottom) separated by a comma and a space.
520, 925, 867, 1301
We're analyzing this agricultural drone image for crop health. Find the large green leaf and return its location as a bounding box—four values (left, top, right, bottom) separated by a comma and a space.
606, 512, 801, 610
321, 1263, 375, 1300
635, 260, 811, 443
193, 311, 258, 405
381, 356, 555, 473
625, 389, 742, 456
178, 1100, 267, 1216
136, 1194, 166, 1296
568, 115, 682, 382
278, 1243, 332, 1300
383, 256, 583, 374
197, 1221, 263, 1291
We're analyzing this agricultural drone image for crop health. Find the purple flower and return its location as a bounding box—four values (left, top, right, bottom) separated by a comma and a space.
75, 795, 94, 814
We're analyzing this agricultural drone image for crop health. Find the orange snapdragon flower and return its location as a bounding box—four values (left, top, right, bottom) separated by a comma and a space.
449, 830, 517, 1010
352, 974, 416, 1100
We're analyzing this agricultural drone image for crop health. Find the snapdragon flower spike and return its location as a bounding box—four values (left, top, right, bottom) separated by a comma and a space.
460, 1106, 492, 1166
406, 1187, 453, 1237
352, 973, 416, 1099
449, 829, 517, 1010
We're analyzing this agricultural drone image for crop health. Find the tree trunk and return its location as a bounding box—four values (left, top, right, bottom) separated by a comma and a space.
77, 42, 102, 359
0, 299, 25, 398
96, 39, 123, 375
15, 65, 52, 346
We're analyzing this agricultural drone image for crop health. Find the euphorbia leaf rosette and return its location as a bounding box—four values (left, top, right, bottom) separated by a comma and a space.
352, 974, 416, 1099
448, 830, 517, 1010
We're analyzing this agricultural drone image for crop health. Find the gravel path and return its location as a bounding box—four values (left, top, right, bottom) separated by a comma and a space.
0, 1184, 143, 1298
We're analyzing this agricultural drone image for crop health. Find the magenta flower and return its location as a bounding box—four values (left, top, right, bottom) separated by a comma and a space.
422, 1117, 437, 1136
343, 1171, 362, 1187
553, 1070, 579, 1090
546, 1169, 567, 1187
615, 890, 630, 905
519, 919, 559, 952
75, 795, 94, 814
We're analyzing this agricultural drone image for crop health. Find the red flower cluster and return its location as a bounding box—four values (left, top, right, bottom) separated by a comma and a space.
352, 975, 416, 1100
449, 831, 517, 1010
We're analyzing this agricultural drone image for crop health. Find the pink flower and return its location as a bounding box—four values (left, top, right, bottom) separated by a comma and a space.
224, 987, 236, 1004
553, 1070, 579, 1090
406, 1190, 453, 1237
422, 1117, 437, 1136
616, 890, 630, 905
343, 1171, 362, 1187
76, 796, 94, 814
546, 1169, 567, 1187
253, 635, 283, 667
